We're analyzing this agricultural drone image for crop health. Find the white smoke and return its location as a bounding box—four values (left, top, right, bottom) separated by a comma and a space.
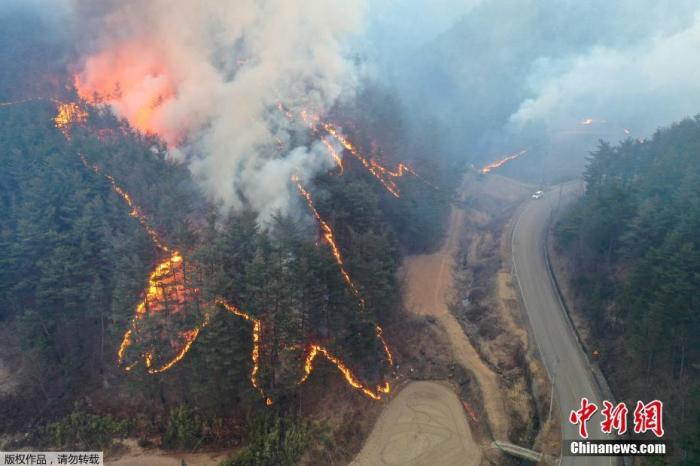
510, 11, 700, 137
72, 0, 365, 220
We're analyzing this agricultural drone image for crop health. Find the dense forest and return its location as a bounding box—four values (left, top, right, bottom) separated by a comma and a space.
0, 13, 453, 463
555, 118, 700, 464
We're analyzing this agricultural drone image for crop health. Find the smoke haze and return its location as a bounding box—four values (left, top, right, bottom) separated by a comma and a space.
69, 0, 365, 220
15, 0, 700, 196
365, 0, 700, 179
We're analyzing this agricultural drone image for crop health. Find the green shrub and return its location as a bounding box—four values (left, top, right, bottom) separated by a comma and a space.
162, 405, 203, 450
137, 437, 153, 448
221, 413, 321, 466
39, 402, 129, 450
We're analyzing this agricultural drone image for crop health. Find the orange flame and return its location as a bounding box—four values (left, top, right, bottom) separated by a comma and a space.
78, 155, 207, 373
79, 155, 169, 252
292, 176, 363, 303
480, 150, 528, 174
580, 118, 607, 126
74, 41, 179, 145
217, 299, 272, 406
277, 103, 420, 195
376, 325, 394, 367
292, 176, 394, 392
117, 250, 209, 373
322, 123, 403, 197
54, 102, 88, 137
299, 344, 391, 400
320, 136, 344, 173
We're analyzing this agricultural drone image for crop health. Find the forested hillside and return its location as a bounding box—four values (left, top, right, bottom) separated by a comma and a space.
0, 95, 450, 461
555, 117, 700, 463
0, 16, 452, 457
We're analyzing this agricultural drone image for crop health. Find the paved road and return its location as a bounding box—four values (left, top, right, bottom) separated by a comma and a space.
511, 184, 612, 465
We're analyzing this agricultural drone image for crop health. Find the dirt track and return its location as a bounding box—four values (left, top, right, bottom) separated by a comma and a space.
402, 204, 509, 441
351, 381, 481, 466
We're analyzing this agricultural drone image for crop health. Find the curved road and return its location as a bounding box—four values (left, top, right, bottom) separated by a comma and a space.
511, 183, 612, 465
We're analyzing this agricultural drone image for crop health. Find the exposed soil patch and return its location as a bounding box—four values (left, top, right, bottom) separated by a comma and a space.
449, 173, 562, 457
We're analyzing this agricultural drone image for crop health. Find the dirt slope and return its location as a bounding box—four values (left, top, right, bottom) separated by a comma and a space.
351, 381, 482, 466
402, 201, 509, 441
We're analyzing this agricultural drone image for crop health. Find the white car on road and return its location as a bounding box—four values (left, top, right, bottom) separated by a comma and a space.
532, 190, 543, 199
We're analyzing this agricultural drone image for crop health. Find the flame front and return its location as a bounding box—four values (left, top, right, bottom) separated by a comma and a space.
322, 123, 404, 197
116, 249, 209, 373
60, 99, 393, 403
292, 176, 394, 399
80, 155, 169, 252
300, 344, 391, 400
292, 175, 363, 303
78, 155, 207, 373
320, 136, 344, 173
54, 102, 88, 137
480, 150, 528, 174
376, 325, 394, 367
217, 299, 272, 406
278, 102, 420, 197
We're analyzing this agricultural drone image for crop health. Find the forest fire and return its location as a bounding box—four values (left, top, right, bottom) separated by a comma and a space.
73, 41, 179, 145
292, 175, 363, 303
79, 155, 170, 252
62, 96, 394, 403
77, 154, 209, 374
321, 136, 344, 172
292, 176, 394, 398
376, 325, 394, 367
480, 150, 528, 174
78, 152, 391, 404
54, 102, 88, 137
321, 123, 408, 197
278, 102, 419, 196
217, 299, 272, 406
299, 345, 391, 401
115, 248, 209, 373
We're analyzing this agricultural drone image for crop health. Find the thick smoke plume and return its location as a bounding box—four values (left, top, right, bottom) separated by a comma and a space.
369, 0, 700, 179
71, 0, 364, 220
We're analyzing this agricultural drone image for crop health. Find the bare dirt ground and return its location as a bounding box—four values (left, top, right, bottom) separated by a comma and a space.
402, 205, 509, 442
351, 381, 482, 466
106, 440, 230, 466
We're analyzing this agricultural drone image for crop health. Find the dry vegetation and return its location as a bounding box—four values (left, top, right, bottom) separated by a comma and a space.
451, 173, 562, 458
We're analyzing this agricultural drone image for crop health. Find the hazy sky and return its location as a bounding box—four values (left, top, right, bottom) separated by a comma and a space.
369, 0, 700, 176
7, 0, 700, 185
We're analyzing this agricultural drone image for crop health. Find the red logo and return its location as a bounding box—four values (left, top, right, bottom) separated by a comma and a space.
569, 397, 598, 438
600, 400, 628, 435
633, 400, 665, 438
569, 399, 665, 438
